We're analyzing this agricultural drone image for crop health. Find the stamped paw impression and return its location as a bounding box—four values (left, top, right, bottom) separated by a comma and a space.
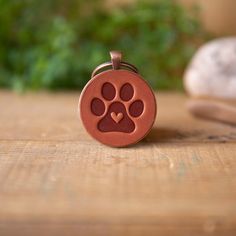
91, 82, 144, 133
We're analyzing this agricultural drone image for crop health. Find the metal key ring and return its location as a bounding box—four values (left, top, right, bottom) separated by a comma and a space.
91, 61, 139, 78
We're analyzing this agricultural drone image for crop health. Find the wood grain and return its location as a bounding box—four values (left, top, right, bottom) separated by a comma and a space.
0, 91, 236, 235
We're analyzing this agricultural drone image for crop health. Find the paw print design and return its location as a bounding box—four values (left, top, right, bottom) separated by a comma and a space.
91, 82, 144, 133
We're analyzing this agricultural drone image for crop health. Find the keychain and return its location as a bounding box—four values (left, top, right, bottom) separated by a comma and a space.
79, 51, 157, 147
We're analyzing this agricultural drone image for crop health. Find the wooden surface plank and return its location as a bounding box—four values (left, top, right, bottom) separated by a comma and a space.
0, 91, 236, 235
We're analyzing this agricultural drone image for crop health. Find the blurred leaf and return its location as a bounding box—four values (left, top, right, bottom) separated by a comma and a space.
0, 0, 207, 91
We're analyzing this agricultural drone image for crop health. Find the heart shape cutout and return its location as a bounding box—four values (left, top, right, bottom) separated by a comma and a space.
111, 112, 123, 123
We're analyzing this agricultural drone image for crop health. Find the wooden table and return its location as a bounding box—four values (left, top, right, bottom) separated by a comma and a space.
0, 91, 236, 236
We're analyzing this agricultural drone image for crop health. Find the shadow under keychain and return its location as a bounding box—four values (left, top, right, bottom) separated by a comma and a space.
79, 51, 157, 147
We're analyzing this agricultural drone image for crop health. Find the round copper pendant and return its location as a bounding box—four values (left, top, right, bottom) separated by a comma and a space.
79, 51, 157, 147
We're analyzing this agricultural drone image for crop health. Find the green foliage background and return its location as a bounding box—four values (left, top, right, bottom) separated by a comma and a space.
0, 0, 205, 91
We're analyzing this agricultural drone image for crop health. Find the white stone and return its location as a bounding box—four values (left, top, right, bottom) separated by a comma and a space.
184, 37, 236, 99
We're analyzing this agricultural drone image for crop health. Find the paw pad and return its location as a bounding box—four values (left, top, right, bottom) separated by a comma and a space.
91, 82, 144, 133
